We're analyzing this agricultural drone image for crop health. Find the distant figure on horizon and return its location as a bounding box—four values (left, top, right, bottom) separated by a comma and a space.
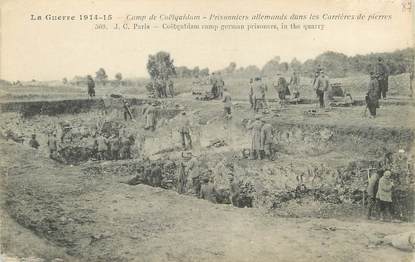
87, 75, 95, 98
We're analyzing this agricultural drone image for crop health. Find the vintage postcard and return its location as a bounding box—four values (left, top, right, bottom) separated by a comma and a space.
0, 0, 414, 261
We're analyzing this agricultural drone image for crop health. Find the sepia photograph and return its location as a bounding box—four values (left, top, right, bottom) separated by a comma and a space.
0, 0, 414, 261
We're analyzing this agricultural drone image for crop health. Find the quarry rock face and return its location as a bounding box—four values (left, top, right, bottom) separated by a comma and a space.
1, 97, 414, 222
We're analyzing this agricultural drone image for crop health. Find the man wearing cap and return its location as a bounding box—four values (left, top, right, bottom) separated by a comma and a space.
260, 119, 273, 160
374, 57, 389, 99
179, 112, 192, 150
376, 170, 394, 221
366, 72, 380, 118
29, 134, 40, 149
247, 116, 263, 160
315, 70, 329, 108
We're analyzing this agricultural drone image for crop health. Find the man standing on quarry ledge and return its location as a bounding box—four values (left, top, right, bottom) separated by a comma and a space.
366, 72, 380, 118
86, 75, 95, 98
374, 57, 389, 99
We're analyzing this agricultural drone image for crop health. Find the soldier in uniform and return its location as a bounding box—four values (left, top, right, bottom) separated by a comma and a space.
87, 75, 95, 98
315, 70, 329, 108
374, 57, 389, 99
179, 112, 192, 150
247, 116, 263, 160
366, 72, 381, 118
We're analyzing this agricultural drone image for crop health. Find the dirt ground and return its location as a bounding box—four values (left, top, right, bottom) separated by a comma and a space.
1, 140, 414, 262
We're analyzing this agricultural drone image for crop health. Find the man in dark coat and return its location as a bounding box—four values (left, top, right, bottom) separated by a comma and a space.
366, 72, 380, 118
87, 75, 95, 98
122, 99, 133, 121
274, 74, 289, 106
315, 71, 329, 108
178, 112, 192, 150
374, 57, 389, 99
247, 116, 263, 160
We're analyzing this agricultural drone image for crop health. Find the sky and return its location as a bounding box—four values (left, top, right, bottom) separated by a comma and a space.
0, 0, 413, 81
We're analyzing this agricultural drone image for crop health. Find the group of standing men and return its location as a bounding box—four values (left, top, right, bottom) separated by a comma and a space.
210, 72, 225, 99
94, 132, 134, 161
366, 169, 395, 221
247, 116, 274, 160
152, 78, 175, 98
249, 71, 301, 112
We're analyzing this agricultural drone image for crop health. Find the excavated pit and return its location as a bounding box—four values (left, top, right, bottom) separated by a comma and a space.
1, 98, 414, 221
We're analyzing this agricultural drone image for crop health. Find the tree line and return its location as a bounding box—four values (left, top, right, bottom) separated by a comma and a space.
172, 48, 414, 79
